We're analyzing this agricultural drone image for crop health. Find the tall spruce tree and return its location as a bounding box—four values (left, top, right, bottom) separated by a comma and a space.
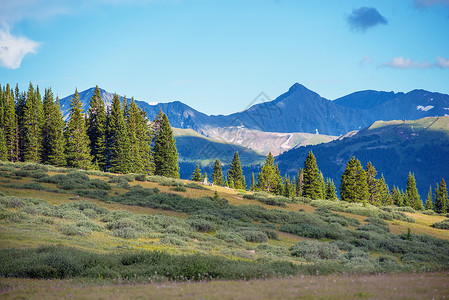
65, 89, 92, 169
191, 163, 202, 181
41, 88, 65, 166
153, 111, 179, 178
379, 174, 392, 206
257, 152, 279, 192
228, 152, 246, 189
16, 84, 26, 161
22, 83, 43, 162
325, 179, 337, 200
87, 86, 107, 170
406, 172, 422, 210
435, 179, 448, 214
0, 128, 7, 160
424, 186, 434, 211
366, 162, 381, 206
391, 186, 404, 207
250, 172, 256, 191
340, 157, 369, 203
212, 159, 224, 186
302, 151, 323, 199
3, 84, 18, 161
107, 94, 132, 174
296, 168, 303, 196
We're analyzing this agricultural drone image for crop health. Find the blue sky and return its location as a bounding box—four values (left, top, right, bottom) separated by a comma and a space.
0, 0, 448, 115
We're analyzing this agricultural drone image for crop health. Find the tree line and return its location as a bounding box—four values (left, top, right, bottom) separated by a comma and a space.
0, 84, 179, 178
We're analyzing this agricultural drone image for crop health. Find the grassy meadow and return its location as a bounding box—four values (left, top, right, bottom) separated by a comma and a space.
0, 161, 448, 298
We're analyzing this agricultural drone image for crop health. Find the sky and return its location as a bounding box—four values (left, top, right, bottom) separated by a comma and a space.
0, 0, 448, 115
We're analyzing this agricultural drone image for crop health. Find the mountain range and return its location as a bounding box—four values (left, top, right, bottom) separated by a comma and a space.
59, 83, 449, 156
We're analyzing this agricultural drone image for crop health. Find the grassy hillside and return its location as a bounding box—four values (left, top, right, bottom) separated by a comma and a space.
277, 116, 449, 198
0, 161, 448, 297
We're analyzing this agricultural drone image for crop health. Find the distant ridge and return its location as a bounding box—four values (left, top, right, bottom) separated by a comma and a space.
60, 84, 449, 136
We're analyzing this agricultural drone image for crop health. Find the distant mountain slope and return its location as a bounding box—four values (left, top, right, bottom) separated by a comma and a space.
60, 84, 449, 137
276, 117, 449, 199
173, 128, 265, 165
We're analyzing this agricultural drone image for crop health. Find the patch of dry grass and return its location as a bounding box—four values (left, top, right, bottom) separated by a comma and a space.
1, 273, 448, 300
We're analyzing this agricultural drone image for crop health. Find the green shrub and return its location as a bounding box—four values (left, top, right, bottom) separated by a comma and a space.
189, 219, 216, 232
290, 241, 339, 260
422, 209, 436, 216
216, 231, 245, 245
432, 219, 449, 230
39, 172, 111, 190
135, 174, 146, 182
76, 221, 104, 231
112, 227, 139, 239
61, 223, 92, 236
75, 189, 109, 200
240, 230, 268, 243
281, 223, 327, 239
160, 234, 186, 246
108, 176, 131, 189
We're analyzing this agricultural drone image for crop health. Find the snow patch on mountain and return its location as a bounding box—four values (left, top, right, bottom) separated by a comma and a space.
417, 105, 434, 112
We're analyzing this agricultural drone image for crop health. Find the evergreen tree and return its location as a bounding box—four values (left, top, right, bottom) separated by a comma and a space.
318, 171, 326, 199
65, 89, 93, 169
366, 162, 381, 206
212, 159, 224, 186
325, 179, 337, 200
41, 89, 66, 166
191, 163, 202, 181
22, 83, 43, 162
296, 168, 303, 196
340, 157, 369, 203
406, 172, 422, 210
391, 186, 404, 207
224, 177, 229, 187
3, 84, 18, 161
424, 186, 434, 211
87, 86, 107, 170
379, 174, 392, 206
250, 172, 256, 191
257, 152, 279, 192
228, 152, 246, 189
153, 110, 179, 178
228, 175, 234, 189
273, 164, 283, 195
201, 172, 208, 182
0, 128, 7, 161
16, 84, 26, 161
435, 179, 448, 214
283, 175, 292, 198
302, 151, 323, 199
136, 105, 155, 175
107, 94, 132, 173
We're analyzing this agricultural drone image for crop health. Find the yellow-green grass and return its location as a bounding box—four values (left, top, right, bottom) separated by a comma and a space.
1, 273, 448, 300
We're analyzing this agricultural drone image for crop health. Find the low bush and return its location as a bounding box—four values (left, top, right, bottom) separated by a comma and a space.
112, 227, 139, 239
432, 219, 449, 230
240, 230, 268, 243
39, 172, 111, 190
185, 182, 208, 190
135, 174, 146, 182
422, 209, 436, 216
290, 241, 339, 260
61, 223, 92, 236
75, 189, 109, 200
281, 223, 327, 239
189, 219, 216, 232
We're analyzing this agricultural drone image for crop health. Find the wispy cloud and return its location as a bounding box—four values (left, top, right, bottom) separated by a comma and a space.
414, 0, 449, 8
358, 55, 375, 67
436, 56, 449, 68
381, 56, 449, 69
0, 28, 40, 69
346, 7, 388, 32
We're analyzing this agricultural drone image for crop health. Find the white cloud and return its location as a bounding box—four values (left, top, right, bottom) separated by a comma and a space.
383, 56, 431, 69
0, 29, 39, 69
436, 56, 449, 68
